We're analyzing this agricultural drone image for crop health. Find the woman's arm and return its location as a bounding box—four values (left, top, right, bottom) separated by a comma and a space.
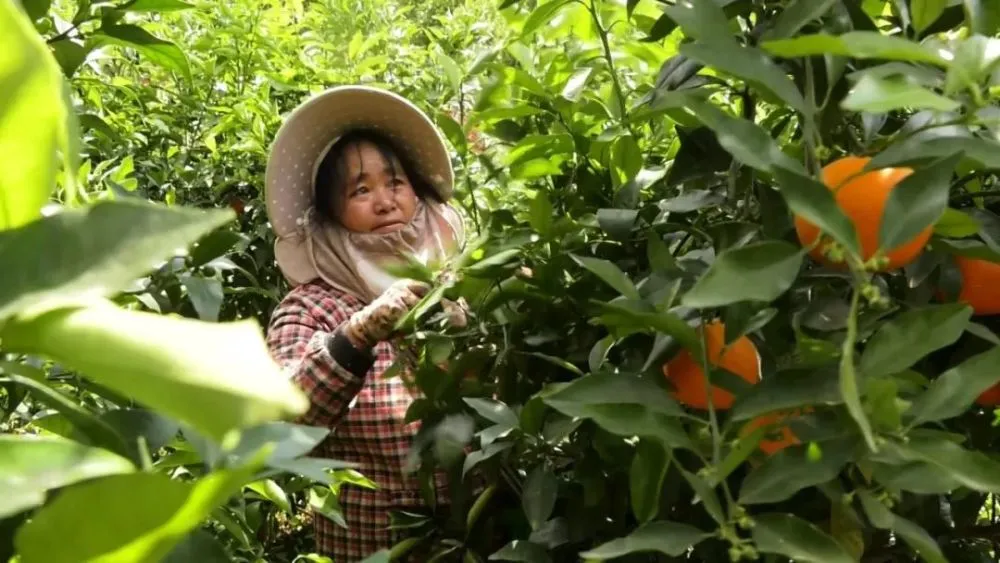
266, 290, 373, 428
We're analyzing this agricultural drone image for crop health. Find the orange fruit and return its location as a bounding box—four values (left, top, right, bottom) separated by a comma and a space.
662, 320, 760, 410
976, 383, 1000, 407
740, 411, 801, 455
793, 156, 926, 271
954, 257, 1000, 316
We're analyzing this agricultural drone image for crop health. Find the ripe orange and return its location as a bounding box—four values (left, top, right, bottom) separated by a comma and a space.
793, 156, 926, 271
976, 383, 1000, 407
739, 411, 801, 455
662, 320, 760, 410
953, 257, 1000, 316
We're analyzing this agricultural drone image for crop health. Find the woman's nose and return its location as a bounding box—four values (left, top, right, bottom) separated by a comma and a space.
373, 188, 396, 212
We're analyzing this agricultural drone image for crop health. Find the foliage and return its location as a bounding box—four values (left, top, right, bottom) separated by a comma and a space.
7, 0, 1000, 561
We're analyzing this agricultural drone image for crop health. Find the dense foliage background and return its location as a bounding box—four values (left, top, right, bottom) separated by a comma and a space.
5, 0, 1000, 561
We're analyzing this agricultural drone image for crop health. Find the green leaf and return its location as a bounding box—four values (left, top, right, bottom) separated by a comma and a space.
561, 67, 592, 102
907, 345, 1000, 426
0, 301, 308, 443
436, 112, 468, 153
246, 479, 292, 514
268, 457, 356, 485
732, 368, 843, 421
49, 38, 91, 77
857, 490, 947, 563
523, 465, 557, 531
842, 74, 960, 112
90, 25, 191, 79
15, 455, 264, 563
945, 35, 1000, 96
680, 468, 725, 523
879, 152, 962, 253
879, 436, 1000, 492
647, 232, 679, 273
162, 530, 230, 563
1, 1, 67, 230
521, 0, 571, 36
963, 0, 1000, 35
934, 208, 981, 237
869, 136, 1000, 169
189, 229, 244, 267
591, 301, 702, 354
682, 241, 804, 308
22, 0, 52, 20
685, 100, 804, 175
661, 0, 734, 43
597, 209, 638, 240
764, 0, 838, 39
572, 255, 640, 300
464, 398, 520, 428
739, 438, 857, 504
119, 0, 195, 12
679, 42, 807, 114
771, 166, 862, 257
0, 435, 135, 519
0, 365, 130, 457
226, 422, 330, 465
489, 540, 551, 562
437, 51, 463, 94
629, 440, 668, 524
860, 304, 972, 377
763, 32, 948, 66
911, 0, 947, 33
528, 190, 554, 235
0, 200, 233, 321
579, 521, 710, 559
873, 460, 962, 494
752, 513, 855, 563
543, 372, 683, 416
179, 274, 223, 322
542, 374, 693, 449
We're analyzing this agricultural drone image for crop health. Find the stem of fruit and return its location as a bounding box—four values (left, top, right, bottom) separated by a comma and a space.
841, 282, 879, 452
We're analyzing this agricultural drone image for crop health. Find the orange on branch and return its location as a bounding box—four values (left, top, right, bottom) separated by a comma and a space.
976, 383, 1000, 407
793, 156, 926, 271
953, 257, 1000, 316
662, 320, 760, 410
739, 411, 801, 455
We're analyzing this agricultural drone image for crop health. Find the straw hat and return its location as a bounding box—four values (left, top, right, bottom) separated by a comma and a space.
264, 85, 455, 284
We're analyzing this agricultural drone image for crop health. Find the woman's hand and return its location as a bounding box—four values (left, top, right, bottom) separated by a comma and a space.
342, 279, 429, 349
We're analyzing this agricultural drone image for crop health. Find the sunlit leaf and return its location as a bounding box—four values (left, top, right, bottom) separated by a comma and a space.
0, 435, 135, 519
0, 301, 308, 442
0, 1, 67, 230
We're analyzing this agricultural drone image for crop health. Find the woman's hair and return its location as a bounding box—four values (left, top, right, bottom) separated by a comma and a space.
312, 129, 443, 224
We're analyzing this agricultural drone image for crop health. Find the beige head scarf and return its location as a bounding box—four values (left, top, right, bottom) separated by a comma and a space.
298, 200, 465, 304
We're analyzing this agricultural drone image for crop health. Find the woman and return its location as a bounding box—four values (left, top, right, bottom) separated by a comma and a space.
263, 85, 466, 560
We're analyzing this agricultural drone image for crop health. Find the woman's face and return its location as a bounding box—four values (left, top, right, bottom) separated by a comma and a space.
336, 140, 419, 234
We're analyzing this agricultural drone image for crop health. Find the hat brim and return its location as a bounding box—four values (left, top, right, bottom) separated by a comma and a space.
264, 85, 454, 239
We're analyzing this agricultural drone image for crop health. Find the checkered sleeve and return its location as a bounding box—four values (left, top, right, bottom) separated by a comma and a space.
266, 286, 373, 429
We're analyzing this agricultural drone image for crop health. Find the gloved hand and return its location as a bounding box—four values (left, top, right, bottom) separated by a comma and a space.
342, 279, 429, 349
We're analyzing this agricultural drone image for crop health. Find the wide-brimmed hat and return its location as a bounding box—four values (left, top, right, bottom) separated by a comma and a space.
264, 85, 455, 284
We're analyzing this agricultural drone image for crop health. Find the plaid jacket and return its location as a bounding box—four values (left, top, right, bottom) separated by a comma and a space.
266, 280, 449, 561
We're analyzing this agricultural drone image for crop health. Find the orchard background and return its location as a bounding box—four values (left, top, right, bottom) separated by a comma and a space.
4, 0, 1000, 561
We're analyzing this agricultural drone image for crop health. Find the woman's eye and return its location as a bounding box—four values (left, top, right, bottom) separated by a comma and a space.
352, 186, 369, 196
